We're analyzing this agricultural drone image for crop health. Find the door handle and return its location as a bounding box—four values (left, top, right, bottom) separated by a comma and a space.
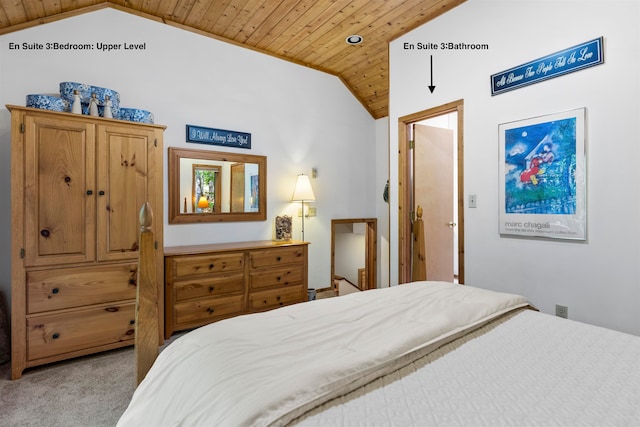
448, 221, 457, 228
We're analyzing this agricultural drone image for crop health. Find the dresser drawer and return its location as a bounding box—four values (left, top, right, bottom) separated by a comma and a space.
249, 285, 305, 312
27, 264, 138, 314
174, 294, 244, 327
171, 253, 244, 278
174, 273, 244, 302
249, 266, 304, 291
27, 302, 135, 361
164, 241, 308, 338
249, 246, 305, 269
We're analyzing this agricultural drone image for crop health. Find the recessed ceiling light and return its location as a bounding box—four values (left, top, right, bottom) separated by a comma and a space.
346, 35, 363, 45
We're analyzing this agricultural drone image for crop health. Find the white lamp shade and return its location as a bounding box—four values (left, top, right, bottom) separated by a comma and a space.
291, 174, 316, 201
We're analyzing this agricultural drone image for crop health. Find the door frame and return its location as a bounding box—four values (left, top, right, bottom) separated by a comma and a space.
398, 99, 465, 284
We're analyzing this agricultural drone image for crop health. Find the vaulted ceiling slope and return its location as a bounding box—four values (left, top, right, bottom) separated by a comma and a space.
0, 0, 466, 119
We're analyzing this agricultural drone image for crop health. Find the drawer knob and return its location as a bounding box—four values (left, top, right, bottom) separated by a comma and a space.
51, 288, 59, 294
40, 229, 50, 238
99, 190, 105, 196
87, 190, 93, 195
130, 319, 135, 325
209, 286, 215, 292
206, 307, 215, 314
276, 256, 281, 262
129, 279, 136, 285
276, 295, 281, 300
209, 263, 215, 270
276, 276, 281, 281
52, 333, 60, 339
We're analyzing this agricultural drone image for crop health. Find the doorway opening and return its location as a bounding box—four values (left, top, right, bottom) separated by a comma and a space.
398, 99, 464, 284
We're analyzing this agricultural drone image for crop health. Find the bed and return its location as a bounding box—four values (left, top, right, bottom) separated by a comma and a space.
118, 280, 640, 426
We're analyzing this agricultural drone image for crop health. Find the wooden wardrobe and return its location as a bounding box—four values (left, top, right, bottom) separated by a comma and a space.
8, 105, 165, 379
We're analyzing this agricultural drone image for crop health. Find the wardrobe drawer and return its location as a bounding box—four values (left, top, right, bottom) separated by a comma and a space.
249, 247, 305, 269
174, 273, 244, 302
174, 294, 244, 327
27, 302, 135, 361
249, 266, 303, 291
27, 264, 138, 314
171, 253, 244, 278
249, 285, 305, 312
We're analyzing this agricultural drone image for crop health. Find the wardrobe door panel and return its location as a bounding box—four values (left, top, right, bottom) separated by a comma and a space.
24, 115, 96, 267
96, 124, 154, 262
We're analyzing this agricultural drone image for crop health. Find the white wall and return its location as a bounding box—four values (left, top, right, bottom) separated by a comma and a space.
390, 0, 640, 334
0, 7, 379, 310
375, 117, 390, 287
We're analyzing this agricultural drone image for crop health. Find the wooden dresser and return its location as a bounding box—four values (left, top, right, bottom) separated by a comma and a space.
164, 240, 308, 338
8, 105, 164, 379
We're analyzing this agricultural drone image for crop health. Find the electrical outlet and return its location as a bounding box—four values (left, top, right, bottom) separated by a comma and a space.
555, 304, 568, 319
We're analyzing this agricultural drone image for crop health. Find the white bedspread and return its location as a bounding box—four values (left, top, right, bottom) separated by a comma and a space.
296, 309, 640, 426
118, 281, 529, 427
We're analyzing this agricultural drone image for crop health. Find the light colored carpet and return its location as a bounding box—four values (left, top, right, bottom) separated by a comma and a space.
0, 334, 184, 427
337, 279, 362, 296
0, 347, 135, 427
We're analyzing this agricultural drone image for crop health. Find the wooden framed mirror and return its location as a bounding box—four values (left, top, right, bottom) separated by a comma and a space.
168, 147, 267, 223
331, 218, 377, 295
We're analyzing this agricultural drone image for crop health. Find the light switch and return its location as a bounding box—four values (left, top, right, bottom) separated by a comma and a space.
469, 194, 477, 208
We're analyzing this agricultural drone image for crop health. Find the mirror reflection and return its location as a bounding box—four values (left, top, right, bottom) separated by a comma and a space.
183, 159, 259, 214
169, 147, 266, 223
192, 164, 221, 213
330, 218, 377, 295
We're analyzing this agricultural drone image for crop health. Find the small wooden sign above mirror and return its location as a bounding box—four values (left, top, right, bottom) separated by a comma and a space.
186, 125, 251, 149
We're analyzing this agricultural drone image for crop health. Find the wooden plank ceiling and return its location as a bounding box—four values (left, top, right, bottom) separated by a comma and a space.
0, 0, 466, 119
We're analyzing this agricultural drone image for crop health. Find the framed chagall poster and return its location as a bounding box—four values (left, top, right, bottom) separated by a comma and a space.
499, 108, 586, 240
